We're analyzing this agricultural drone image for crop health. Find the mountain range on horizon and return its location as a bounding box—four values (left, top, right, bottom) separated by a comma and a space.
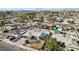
0, 8, 79, 11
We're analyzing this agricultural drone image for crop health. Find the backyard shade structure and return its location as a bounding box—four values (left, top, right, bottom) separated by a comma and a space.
52, 29, 61, 34
39, 32, 49, 40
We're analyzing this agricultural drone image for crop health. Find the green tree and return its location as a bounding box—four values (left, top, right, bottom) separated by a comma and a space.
0, 20, 5, 27
46, 38, 63, 51
45, 32, 64, 51
15, 18, 25, 23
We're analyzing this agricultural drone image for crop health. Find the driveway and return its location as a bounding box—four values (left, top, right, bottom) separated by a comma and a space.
0, 41, 26, 51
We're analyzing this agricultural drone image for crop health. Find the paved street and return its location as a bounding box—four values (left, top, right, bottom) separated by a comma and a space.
0, 41, 26, 51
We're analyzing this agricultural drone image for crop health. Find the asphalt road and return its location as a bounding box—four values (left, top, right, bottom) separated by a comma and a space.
0, 41, 26, 51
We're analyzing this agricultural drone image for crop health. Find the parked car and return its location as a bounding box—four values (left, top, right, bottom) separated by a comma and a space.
9, 36, 16, 41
